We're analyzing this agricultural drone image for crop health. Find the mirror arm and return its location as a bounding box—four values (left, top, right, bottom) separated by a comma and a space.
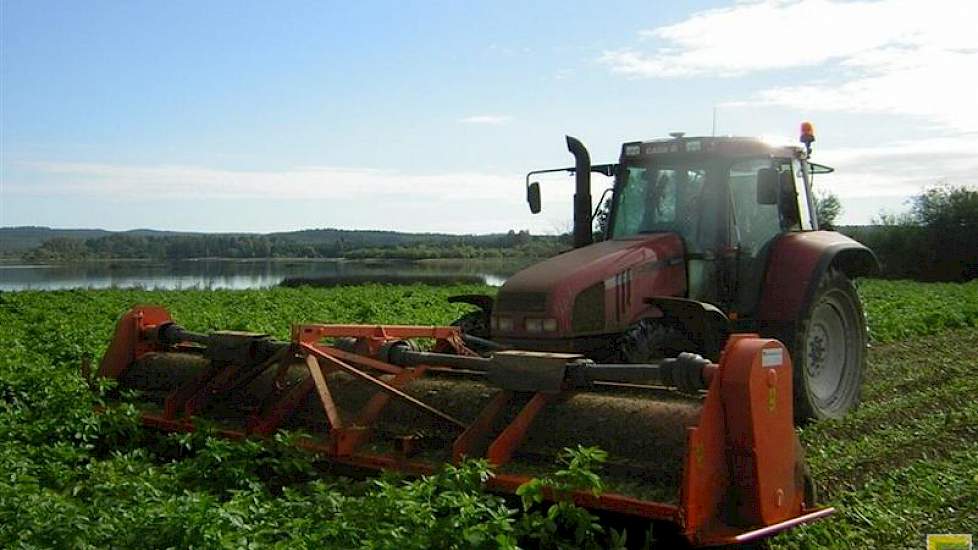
525, 167, 574, 187
524, 164, 618, 187
591, 187, 614, 221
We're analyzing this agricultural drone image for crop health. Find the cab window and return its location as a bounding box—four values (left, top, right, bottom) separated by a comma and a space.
728, 159, 783, 255
611, 164, 707, 245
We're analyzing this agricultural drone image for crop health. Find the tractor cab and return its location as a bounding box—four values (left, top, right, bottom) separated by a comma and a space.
498, 134, 831, 350
609, 135, 825, 314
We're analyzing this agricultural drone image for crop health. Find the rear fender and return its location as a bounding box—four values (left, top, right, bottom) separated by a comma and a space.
757, 232, 878, 323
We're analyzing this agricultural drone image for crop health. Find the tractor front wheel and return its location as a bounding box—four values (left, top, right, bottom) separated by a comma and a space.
450, 311, 490, 340
617, 319, 696, 363
792, 268, 866, 422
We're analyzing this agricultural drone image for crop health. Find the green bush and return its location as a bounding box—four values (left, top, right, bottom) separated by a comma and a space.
842, 184, 978, 281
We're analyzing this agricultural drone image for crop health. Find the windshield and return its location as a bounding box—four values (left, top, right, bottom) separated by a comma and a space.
609, 155, 788, 254
610, 159, 716, 247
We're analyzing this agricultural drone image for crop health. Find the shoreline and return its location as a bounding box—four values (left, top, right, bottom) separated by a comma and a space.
0, 256, 545, 268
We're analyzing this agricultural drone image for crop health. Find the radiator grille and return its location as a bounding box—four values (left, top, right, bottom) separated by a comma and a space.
572, 283, 605, 332
495, 292, 548, 312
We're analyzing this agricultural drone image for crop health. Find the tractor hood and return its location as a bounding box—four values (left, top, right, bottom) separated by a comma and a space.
494, 233, 686, 336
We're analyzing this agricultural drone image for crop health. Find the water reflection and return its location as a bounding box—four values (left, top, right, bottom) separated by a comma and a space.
0, 259, 527, 291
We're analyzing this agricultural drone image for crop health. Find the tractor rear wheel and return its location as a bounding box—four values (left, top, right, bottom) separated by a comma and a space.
791, 268, 866, 422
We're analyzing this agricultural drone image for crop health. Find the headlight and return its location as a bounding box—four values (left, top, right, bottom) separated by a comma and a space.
525, 318, 558, 333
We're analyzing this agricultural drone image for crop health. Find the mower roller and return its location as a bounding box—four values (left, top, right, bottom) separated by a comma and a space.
97, 305, 834, 547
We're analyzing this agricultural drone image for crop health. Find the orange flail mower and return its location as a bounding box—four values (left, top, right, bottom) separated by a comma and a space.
97, 305, 833, 547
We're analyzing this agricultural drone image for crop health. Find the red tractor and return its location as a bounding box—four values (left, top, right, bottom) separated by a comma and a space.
453, 126, 877, 421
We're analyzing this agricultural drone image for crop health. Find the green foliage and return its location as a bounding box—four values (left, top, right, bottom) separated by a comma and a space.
593, 196, 613, 241
772, 329, 978, 550
843, 184, 978, 281
515, 446, 623, 550
0, 285, 619, 549
910, 184, 978, 228
909, 184, 978, 280
814, 191, 843, 229
2, 282, 976, 548
843, 220, 930, 281
19, 229, 569, 262
857, 279, 978, 342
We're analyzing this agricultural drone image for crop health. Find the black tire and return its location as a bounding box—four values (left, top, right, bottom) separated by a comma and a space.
791, 268, 866, 422
450, 311, 490, 340
618, 319, 696, 363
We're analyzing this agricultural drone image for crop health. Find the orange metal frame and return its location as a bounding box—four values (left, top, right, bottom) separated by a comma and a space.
97, 306, 833, 546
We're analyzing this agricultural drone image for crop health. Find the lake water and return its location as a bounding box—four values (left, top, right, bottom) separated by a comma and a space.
0, 259, 530, 291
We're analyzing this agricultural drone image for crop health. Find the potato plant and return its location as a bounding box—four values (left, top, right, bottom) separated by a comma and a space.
1, 280, 976, 548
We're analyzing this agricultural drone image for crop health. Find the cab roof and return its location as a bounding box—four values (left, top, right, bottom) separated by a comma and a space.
621, 136, 805, 160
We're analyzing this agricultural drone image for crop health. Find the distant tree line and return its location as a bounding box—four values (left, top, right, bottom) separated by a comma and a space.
19, 186, 976, 281
22, 230, 570, 263
840, 185, 978, 281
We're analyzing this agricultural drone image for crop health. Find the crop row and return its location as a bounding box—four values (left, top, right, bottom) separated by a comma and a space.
1, 279, 976, 548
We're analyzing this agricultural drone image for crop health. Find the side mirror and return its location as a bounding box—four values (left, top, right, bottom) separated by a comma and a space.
756, 168, 779, 205
527, 181, 541, 214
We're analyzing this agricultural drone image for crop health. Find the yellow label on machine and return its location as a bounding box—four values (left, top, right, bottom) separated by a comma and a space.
927, 534, 973, 550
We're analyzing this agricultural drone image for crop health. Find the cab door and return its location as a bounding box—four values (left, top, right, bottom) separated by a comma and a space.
727, 158, 785, 315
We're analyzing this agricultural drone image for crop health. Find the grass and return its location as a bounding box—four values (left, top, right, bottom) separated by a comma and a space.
1, 279, 976, 548
773, 329, 978, 549
771, 279, 978, 548
857, 279, 978, 342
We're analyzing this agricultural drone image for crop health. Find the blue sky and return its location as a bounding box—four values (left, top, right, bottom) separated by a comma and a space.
2, 0, 976, 234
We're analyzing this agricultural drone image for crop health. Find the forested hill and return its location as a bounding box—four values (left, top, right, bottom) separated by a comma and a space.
272, 228, 524, 248
0, 227, 195, 253
0, 226, 566, 261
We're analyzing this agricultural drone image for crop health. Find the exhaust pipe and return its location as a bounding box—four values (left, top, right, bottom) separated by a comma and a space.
566, 136, 593, 248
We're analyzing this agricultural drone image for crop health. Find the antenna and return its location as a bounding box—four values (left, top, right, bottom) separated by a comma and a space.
712, 106, 718, 137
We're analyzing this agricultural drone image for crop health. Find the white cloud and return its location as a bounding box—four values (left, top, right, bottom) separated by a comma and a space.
458, 115, 513, 125
3, 161, 609, 234
602, 0, 974, 77
601, 0, 978, 130
8, 162, 520, 202
740, 46, 978, 131
813, 136, 978, 200
4, 161, 577, 233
